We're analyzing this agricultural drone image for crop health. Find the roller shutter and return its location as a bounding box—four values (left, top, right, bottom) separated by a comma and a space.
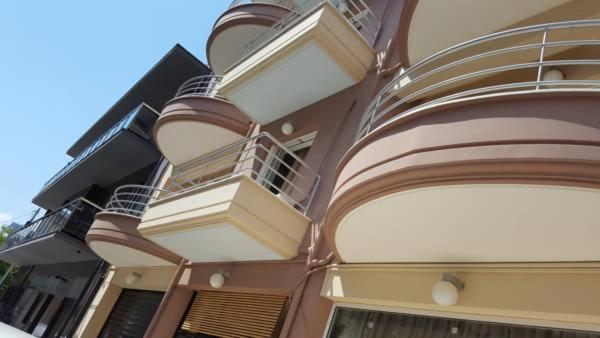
99, 289, 164, 338
177, 291, 288, 338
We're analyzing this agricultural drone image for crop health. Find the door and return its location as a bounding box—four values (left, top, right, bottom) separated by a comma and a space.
99, 289, 164, 338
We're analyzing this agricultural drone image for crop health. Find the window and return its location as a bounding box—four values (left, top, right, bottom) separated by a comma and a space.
327, 307, 600, 338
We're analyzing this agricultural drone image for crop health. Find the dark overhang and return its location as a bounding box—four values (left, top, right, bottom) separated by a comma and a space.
67, 44, 211, 157
33, 104, 161, 210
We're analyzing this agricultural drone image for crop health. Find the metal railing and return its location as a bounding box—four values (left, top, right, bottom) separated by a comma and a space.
40, 104, 159, 191
227, 0, 296, 10
174, 75, 223, 99
357, 19, 600, 140
104, 185, 174, 218
239, 0, 380, 62
0, 198, 103, 251
105, 132, 320, 218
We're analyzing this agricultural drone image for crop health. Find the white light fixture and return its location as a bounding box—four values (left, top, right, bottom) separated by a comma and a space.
542, 68, 564, 82
432, 273, 464, 306
209, 269, 231, 289
125, 272, 142, 285
281, 121, 295, 136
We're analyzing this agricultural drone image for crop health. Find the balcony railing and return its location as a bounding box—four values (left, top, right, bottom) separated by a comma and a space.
239, 0, 380, 62
105, 132, 320, 218
174, 75, 223, 99
357, 19, 600, 140
0, 199, 103, 251
227, 0, 296, 10
40, 104, 159, 192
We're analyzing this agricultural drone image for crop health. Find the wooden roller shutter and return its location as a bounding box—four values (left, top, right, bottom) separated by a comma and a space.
99, 289, 164, 338
179, 291, 288, 338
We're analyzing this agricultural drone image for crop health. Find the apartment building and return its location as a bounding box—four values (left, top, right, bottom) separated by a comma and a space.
0, 44, 209, 337
11, 0, 600, 337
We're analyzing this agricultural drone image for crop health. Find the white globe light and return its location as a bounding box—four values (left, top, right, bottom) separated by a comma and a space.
210, 272, 226, 289
542, 69, 564, 82
281, 122, 295, 136
125, 272, 142, 285
432, 280, 459, 306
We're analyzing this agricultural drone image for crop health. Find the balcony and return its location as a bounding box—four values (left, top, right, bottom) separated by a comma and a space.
0, 199, 101, 266
86, 187, 181, 268
398, 0, 600, 67
33, 103, 162, 210
137, 133, 319, 262
154, 75, 251, 166
219, 0, 379, 124
208, 0, 294, 75
325, 20, 600, 264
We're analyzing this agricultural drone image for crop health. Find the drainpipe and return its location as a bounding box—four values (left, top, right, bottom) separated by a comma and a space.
143, 258, 187, 338
279, 222, 334, 338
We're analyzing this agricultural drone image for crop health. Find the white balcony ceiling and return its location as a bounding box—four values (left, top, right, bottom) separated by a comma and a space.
336, 184, 600, 263
89, 241, 175, 268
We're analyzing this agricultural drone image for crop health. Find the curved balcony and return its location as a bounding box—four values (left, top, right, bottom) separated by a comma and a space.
325, 20, 600, 264
154, 75, 251, 166
139, 133, 319, 263
86, 186, 181, 267
219, 0, 380, 124
398, 0, 600, 67
207, 0, 293, 75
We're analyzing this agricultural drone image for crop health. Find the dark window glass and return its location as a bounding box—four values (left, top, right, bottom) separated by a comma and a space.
327, 307, 600, 338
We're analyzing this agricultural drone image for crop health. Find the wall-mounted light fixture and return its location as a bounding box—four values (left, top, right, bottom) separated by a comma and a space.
209, 269, 231, 289
542, 68, 565, 82
432, 273, 464, 306
281, 121, 295, 136
126, 272, 143, 285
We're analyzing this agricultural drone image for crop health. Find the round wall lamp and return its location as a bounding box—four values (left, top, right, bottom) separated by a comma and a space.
281, 121, 295, 136
209, 269, 231, 289
126, 272, 143, 285
432, 273, 464, 307
542, 68, 565, 82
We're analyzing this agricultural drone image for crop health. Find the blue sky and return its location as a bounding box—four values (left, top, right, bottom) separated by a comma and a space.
0, 1, 229, 225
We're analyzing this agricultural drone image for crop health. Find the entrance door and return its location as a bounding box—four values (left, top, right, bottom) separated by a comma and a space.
327, 307, 600, 337
99, 289, 164, 338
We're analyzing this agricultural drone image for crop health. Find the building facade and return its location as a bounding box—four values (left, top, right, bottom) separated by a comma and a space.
0, 44, 209, 337
7, 0, 600, 337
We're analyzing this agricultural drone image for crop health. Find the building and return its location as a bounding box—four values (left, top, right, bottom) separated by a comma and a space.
0, 44, 209, 337
9, 0, 600, 337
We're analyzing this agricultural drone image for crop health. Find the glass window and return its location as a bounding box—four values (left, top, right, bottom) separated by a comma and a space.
327, 307, 600, 338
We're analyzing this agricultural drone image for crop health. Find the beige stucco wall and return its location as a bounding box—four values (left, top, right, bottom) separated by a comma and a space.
73, 266, 175, 338
322, 263, 600, 332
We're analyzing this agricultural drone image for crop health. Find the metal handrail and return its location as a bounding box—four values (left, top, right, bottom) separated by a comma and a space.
227, 0, 296, 10
357, 19, 600, 140
0, 198, 103, 251
104, 184, 174, 218
108, 132, 320, 218
174, 75, 223, 99
238, 0, 380, 62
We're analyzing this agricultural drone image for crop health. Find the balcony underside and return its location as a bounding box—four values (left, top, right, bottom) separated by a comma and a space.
87, 212, 180, 267
220, 2, 374, 124
0, 232, 97, 266
154, 96, 250, 166
33, 131, 160, 210
326, 92, 600, 263
400, 0, 600, 66
207, 3, 291, 75
138, 175, 310, 262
